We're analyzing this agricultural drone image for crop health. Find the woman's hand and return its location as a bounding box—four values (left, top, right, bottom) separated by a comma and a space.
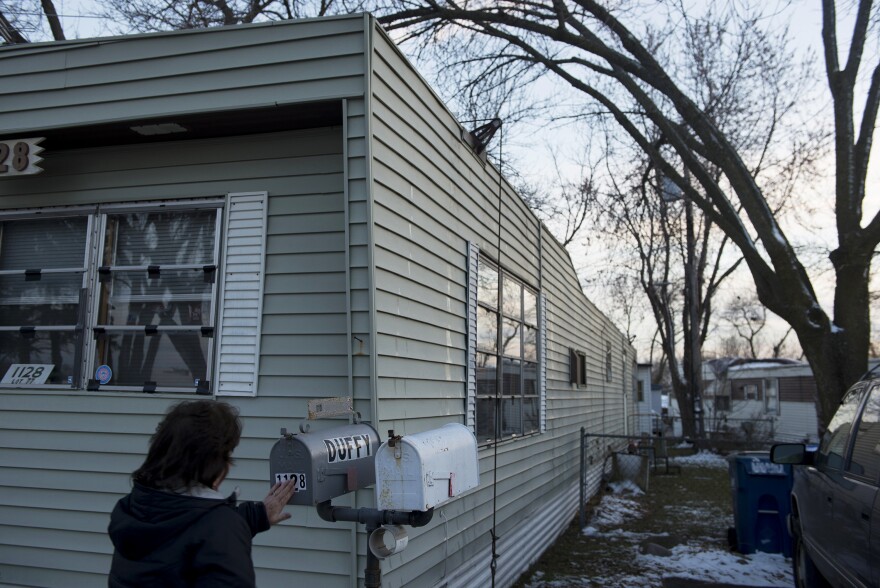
263, 480, 296, 525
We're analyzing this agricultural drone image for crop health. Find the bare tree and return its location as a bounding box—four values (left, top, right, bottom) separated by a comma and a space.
587, 151, 742, 439
721, 294, 799, 359
99, 0, 360, 32
378, 0, 875, 428
0, 8, 29, 43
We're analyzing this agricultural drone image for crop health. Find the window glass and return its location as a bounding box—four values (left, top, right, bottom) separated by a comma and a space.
476, 396, 496, 444
476, 307, 498, 353
0, 273, 83, 326
103, 210, 217, 266
818, 386, 864, 470
93, 332, 209, 388
522, 395, 539, 433
477, 260, 498, 308
0, 331, 79, 385
502, 276, 521, 318
605, 343, 613, 382
501, 397, 522, 437
476, 353, 497, 397
523, 361, 537, 396
764, 379, 779, 415
522, 326, 537, 362
501, 318, 521, 358
523, 289, 537, 326
0, 216, 88, 386
502, 358, 521, 397
98, 270, 213, 327
847, 386, 880, 482
0, 217, 88, 269
744, 384, 759, 400
570, 348, 586, 386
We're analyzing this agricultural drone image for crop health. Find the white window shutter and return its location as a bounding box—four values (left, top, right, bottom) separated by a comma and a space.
466, 242, 480, 431
539, 292, 547, 433
215, 192, 267, 397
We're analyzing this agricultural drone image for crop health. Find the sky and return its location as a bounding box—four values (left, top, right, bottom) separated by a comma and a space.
524, 452, 794, 588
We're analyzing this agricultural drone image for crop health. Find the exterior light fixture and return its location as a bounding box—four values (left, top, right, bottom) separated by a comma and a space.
130, 123, 187, 136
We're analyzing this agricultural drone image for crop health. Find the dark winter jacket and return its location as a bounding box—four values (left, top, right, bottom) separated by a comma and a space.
108, 483, 270, 588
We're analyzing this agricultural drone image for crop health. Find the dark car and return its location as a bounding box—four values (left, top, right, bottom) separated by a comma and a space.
771, 379, 880, 588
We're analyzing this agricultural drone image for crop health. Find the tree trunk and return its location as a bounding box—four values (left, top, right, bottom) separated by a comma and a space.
668, 366, 697, 440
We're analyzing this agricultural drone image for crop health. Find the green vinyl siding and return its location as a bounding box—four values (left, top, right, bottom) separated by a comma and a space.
0, 125, 355, 586
367, 22, 633, 588
0, 15, 634, 588
0, 16, 368, 135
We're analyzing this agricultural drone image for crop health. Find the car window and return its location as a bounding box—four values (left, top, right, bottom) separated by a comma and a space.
817, 385, 865, 470
846, 385, 880, 482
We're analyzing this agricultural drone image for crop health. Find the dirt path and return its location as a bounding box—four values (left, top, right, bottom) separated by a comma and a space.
513, 458, 793, 587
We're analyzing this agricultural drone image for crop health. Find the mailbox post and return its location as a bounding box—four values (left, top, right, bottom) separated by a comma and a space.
269, 421, 479, 588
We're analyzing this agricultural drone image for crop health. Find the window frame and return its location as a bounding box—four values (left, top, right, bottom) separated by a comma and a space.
87, 201, 223, 393
0, 208, 96, 389
605, 342, 613, 383
845, 383, 880, 482
570, 348, 586, 387
763, 378, 780, 415
743, 383, 760, 401
817, 384, 866, 471
474, 254, 542, 444
0, 199, 226, 395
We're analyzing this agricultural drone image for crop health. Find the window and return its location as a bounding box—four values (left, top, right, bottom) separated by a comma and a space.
846, 385, 880, 481
817, 385, 864, 470
0, 202, 228, 393
764, 379, 779, 415
474, 257, 541, 443
605, 342, 613, 382
637, 380, 644, 403
92, 208, 220, 391
0, 216, 90, 386
570, 348, 586, 387
743, 384, 759, 401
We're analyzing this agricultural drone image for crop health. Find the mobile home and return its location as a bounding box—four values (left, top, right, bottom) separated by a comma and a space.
0, 15, 634, 587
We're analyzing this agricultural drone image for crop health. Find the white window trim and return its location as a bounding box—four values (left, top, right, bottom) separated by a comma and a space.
214, 192, 268, 397
466, 243, 545, 440
538, 292, 547, 433
0, 197, 256, 396
466, 242, 479, 431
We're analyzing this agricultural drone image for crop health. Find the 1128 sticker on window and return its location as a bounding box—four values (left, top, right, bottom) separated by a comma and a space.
1, 364, 55, 385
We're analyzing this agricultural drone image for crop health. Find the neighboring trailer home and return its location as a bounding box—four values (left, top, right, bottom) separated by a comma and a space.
0, 15, 635, 588
701, 359, 821, 444
633, 362, 661, 435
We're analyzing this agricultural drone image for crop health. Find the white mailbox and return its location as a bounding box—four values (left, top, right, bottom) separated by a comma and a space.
375, 423, 479, 511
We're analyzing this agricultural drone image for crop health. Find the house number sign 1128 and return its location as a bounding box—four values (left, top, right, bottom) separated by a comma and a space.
0, 138, 45, 176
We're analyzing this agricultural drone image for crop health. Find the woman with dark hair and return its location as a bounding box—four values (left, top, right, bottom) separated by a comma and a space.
107, 400, 295, 587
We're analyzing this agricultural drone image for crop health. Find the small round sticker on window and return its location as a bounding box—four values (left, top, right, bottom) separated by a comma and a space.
95, 365, 112, 385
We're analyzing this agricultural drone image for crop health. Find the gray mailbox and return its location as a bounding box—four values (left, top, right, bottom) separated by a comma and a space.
269, 423, 379, 506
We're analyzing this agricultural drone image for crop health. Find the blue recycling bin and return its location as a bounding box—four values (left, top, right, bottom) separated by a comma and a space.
727, 452, 793, 557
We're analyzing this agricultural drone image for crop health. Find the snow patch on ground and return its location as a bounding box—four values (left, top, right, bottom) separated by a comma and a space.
639, 546, 793, 586
674, 450, 729, 468
550, 470, 794, 588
